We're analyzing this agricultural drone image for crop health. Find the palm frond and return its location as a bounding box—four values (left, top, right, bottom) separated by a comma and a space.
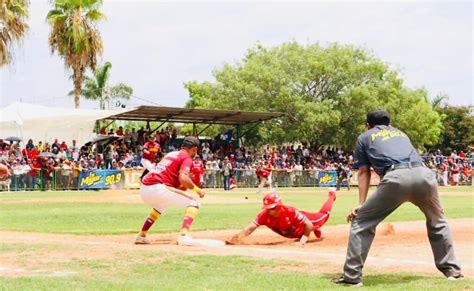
0, 0, 29, 66
47, 0, 104, 107
95, 61, 111, 89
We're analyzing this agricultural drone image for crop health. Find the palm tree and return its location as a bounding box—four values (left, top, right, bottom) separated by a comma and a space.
0, 0, 29, 66
47, 0, 105, 108
430, 93, 449, 111
72, 61, 133, 110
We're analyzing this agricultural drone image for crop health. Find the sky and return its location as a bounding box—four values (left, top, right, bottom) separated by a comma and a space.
1, 0, 472, 110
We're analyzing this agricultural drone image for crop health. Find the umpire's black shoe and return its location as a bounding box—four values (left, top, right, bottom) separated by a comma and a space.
333, 276, 363, 287
447, 273, 464, 280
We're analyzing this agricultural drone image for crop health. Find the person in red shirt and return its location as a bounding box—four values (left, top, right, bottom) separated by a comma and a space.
116, 126, 124, 136
230, 190, 336, 245
256, 161, 273, 194
60, 141, 68, 151
27, 159, 41, 190
140, 135, 162, 179
135, 136, 206, 246
191, 155, 204, 187
461, 163, 472, 184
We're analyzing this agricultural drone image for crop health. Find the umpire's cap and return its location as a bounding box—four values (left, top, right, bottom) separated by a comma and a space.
367, 110, 390, 126
182, 136, 200, 148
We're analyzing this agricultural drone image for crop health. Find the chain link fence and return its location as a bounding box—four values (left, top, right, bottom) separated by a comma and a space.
2, 168, 472, 191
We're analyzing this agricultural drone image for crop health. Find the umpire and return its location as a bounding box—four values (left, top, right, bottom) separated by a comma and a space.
334, 110, 463, 287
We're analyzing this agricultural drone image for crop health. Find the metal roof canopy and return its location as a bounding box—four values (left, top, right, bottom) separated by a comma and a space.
104, 106, 282, 126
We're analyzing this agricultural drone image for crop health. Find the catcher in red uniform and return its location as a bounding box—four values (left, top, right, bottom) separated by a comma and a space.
230, 190, 336, 245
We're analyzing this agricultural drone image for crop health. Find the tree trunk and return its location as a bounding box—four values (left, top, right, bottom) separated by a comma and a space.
73, 68, 83, 109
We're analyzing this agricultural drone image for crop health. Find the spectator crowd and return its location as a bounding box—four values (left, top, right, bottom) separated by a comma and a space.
0, 126, 472, 191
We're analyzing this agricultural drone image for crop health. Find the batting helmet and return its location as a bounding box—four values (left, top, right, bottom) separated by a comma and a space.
262, 192, 282, 210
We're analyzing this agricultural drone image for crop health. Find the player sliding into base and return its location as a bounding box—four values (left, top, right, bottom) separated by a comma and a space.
230, 190, 336, 245
135, 136, 205, 246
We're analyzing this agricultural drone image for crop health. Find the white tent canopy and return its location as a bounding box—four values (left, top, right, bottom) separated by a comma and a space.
0, 102, 126, 146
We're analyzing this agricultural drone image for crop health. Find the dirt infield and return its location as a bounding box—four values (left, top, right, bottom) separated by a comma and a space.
2, 218, 472, 278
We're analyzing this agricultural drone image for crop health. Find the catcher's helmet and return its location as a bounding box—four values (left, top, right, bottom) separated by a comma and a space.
262, 192, 282, 210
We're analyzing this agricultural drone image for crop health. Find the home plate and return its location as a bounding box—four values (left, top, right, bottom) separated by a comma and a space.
180, 238, 226, 247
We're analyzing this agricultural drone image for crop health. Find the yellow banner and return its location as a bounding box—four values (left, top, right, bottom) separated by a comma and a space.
123, 169, 143, 189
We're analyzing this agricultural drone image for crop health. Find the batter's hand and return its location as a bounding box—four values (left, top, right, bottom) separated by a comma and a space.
346, 205, 361, 223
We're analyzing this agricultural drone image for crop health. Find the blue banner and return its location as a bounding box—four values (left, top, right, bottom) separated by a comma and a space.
318, 170, 338, 187
79, 170, 124, 189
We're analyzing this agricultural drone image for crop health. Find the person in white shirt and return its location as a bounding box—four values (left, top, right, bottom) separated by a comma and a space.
303, 147, 310, 158
294, 162, 304, 185
60, 160, 72, 190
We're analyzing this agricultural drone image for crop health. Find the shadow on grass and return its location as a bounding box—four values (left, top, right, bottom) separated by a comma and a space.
322, 273, 434, 286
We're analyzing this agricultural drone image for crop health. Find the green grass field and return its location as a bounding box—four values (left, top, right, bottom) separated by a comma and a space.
0, 186, 472, 290
1, 187, 472, 235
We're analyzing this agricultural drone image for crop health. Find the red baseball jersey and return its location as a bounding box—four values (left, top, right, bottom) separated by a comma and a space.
142, 141, 161, 163
191, 160, 204, 186
142, 150, 192, 188
253, 205, 307, 238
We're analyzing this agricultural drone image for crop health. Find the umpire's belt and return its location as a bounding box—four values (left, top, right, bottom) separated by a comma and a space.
386, 161, 424, 173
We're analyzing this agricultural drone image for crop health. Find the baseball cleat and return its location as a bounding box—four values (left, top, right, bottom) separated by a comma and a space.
328, 189, 336, 201
177, 234, 194, 246
447, 274, 464, 280
134, 234, 151, 245
333, 276, 363, 287
314, 228, 322, 239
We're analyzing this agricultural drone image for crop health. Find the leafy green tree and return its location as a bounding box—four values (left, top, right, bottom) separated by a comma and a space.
432, 105, 473, 153
0, 0, 29, 66
185, 42, 442, 149
47, 0, 105, 108
72, 61, 133, 110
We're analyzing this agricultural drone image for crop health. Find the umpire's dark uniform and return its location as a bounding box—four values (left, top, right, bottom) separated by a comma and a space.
340, 110, 462, 284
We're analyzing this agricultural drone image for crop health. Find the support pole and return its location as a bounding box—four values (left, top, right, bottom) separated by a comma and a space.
149, 118, 170, 134
238, 119, 262, 140
101, 119, 115, 131
197, 122, 215, 136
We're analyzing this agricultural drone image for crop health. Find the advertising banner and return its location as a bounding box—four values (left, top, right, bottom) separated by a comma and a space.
79, 170, 124, 189
123, 169, 143, 189
318, 171, 337, 187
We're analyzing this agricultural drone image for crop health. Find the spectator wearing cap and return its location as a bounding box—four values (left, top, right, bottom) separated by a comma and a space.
60, 141, 68, 151
222, 156, 232, 190
117, 161, 125, 170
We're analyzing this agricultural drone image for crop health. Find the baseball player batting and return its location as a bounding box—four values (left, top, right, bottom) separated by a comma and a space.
135, 136, 205, 245
229, 190, 336, 245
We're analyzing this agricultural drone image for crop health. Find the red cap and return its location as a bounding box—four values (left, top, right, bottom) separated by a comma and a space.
262, 192, 282, 210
